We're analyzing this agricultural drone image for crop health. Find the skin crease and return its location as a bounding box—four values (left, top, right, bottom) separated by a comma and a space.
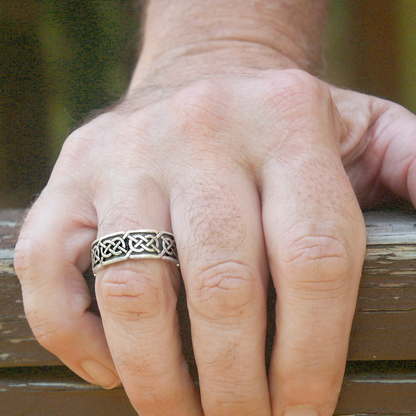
14, 1, 416, 416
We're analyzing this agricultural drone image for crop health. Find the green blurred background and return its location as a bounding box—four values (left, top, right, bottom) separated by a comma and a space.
1, 0, 415, 208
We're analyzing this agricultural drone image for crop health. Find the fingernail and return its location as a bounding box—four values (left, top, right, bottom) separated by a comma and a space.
81, 360, 120, 389
283, 405, 320, 416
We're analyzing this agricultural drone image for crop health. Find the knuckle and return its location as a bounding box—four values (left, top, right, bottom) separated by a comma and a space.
280, 231, 352, 292
35, 326, 64, 351
13, 240, 29, 279
274, 69, 328, 104
172, 79, 230, 137
259, 70, 339, 161
54, 115, 110, 174
28, 314, 71, 352
14, 236, 45, 280
188, 262, 257, 321
263, 69, 333, 138
96, 268, 165, 320
58, 129, 91, 168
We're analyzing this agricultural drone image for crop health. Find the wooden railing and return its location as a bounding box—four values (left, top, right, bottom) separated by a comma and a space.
1, 209, 415, 415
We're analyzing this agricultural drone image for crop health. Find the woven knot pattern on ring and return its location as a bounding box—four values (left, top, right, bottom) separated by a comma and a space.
91, 230, 178, 270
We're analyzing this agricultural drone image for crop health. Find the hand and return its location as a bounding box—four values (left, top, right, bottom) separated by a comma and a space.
14, 67, 416, 416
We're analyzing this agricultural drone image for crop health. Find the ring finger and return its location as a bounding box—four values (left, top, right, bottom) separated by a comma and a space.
94, 181, 202, 416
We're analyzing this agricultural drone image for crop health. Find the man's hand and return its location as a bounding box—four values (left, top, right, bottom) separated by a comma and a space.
13, 0, 416, 415
15, 67, 416, 416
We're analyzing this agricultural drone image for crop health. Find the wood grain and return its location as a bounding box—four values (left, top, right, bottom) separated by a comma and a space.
0, 367, 137, 416
1, 363, 415, 415
1, 209, 416, 414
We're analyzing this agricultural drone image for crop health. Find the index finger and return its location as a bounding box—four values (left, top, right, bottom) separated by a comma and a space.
14, 190, 120, 389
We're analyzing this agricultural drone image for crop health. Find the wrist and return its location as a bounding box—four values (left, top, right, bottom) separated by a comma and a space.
130, 41, 299, 91
129, 0, 329, 90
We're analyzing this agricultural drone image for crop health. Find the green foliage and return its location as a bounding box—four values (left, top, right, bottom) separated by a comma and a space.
397, 0, 416, 114
39, 0, 138, 156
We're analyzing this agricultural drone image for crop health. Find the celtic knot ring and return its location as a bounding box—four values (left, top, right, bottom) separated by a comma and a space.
91, 230, 179, 276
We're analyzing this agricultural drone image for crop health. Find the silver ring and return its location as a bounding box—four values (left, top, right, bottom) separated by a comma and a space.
91, 230, 179, 276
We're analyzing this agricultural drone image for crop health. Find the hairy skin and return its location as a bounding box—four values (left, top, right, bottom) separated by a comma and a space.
14, 1, 416, 416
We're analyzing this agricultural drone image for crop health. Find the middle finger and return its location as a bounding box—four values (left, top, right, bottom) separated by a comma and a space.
171, 169, 271, 416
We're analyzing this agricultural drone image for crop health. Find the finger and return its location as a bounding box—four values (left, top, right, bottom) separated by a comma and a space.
171, 172, 271, 416
330, 87, 416, 208
364, 101, 416, 204
93, 183, 203, 416
262, 148, 366, 416
14, 188, 120, 389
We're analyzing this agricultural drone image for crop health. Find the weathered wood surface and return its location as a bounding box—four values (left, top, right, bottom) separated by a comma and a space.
1, 209, 415, 367
0, 367, 137, 416
0, 363, 415, 415
1, 209, 416, 414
